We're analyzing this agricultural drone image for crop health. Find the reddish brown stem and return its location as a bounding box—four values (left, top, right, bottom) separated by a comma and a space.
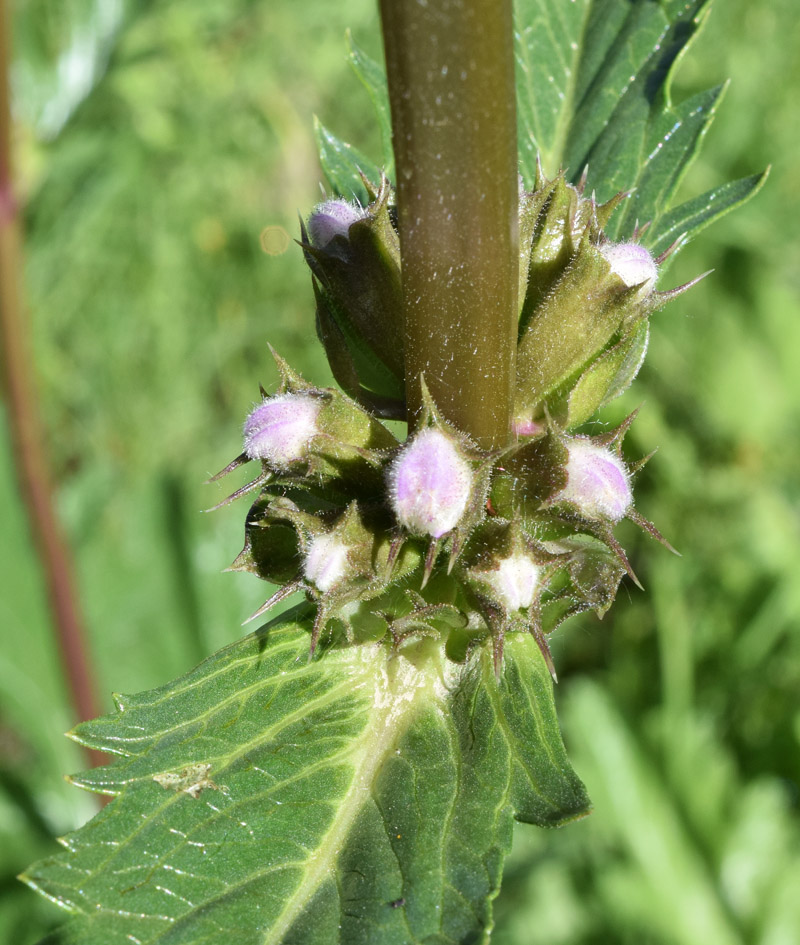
0, 1, 106, 779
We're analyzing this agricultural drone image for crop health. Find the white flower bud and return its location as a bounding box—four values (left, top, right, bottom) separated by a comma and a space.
307, 199, 363, 248
486, 553, 542, 612
243, 393, 321, 468
599, 241, 658, 291
303, 533, 351, 593
553, 440, 632, 522
388, 428, 473, 539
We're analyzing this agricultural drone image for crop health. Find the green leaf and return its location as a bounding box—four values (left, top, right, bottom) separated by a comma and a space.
645, 169, 771, 258
23, 613, 589, 945
347, 32, 395, 181
607, 83, 728, 239
11, 0, 130, 138
513, 0, 764, 248
314, 117, 383, 205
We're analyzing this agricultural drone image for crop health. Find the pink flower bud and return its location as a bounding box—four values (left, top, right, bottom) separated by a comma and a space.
599, 241, 658, 291
486, 553, 542, 612
512, 417, 546, 438
303, 533, 352, 593
554, 440, 632, 522
388, 429, 473, 538
243, 393, 321, 468
307, 199, 363, 248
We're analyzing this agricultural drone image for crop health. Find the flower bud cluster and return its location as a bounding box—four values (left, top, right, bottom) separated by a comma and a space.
301, 168, 703, 436
214, 167, 700, 673
214, 351, 672, 677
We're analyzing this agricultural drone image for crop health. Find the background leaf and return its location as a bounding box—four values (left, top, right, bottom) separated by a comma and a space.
513, 0, 765, 247
347, 32, 394, 182
314, 117, 383, 206
23, 618, 588, 944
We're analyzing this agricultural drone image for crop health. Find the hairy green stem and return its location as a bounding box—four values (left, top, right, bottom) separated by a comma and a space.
0, 1, 106, 778
380, 0, 518, 449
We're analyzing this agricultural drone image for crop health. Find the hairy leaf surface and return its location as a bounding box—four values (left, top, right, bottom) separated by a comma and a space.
23, 612, 588, 945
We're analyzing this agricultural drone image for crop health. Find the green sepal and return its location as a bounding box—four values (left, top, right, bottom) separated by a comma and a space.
558, 321, 650, 430
490, 434, 569, 522
516, 239, 648, 413
518, 174, 626, 334
548, 535, 627, 620
516, 174, 559, 318
313, 280, 405, 413
231, 500, 303, 586
315, 381, 399, 453
302, 181, 406, 415
539, 534, 627, 628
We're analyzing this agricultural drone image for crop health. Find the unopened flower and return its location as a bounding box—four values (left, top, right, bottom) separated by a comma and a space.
243, 393, 321, 468
485, 553, 542, 612
307, 199, 363, 248
553, 440, 632, 522
599, 241, 658, 291
388, 428, 473, 538
303, 533, 352, 593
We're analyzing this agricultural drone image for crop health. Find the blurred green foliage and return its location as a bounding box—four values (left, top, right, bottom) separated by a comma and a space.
1, 0, 798, 942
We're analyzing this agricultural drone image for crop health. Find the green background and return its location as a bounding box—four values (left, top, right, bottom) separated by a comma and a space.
2, 0, 798, 942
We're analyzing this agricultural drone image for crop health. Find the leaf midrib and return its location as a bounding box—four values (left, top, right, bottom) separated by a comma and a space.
516, 0, 594, 176
544, 0, 593, 175
260, 648, 438, 945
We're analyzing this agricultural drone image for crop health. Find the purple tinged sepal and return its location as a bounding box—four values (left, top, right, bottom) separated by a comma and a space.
491, 411, 674, 592
208, 349, 399, 508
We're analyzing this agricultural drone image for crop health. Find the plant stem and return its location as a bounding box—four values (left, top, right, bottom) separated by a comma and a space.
380, 0, 518, 449
0, 0, 106, 775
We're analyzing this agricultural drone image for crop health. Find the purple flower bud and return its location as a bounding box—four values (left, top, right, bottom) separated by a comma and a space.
486, 553, 542, 612
553, 440, 632, 522
243, 393, 321, 468
303, 533, 351, 593
388, 429, 473, 538
307, 199, 363, 248
599, 241, 658, 291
